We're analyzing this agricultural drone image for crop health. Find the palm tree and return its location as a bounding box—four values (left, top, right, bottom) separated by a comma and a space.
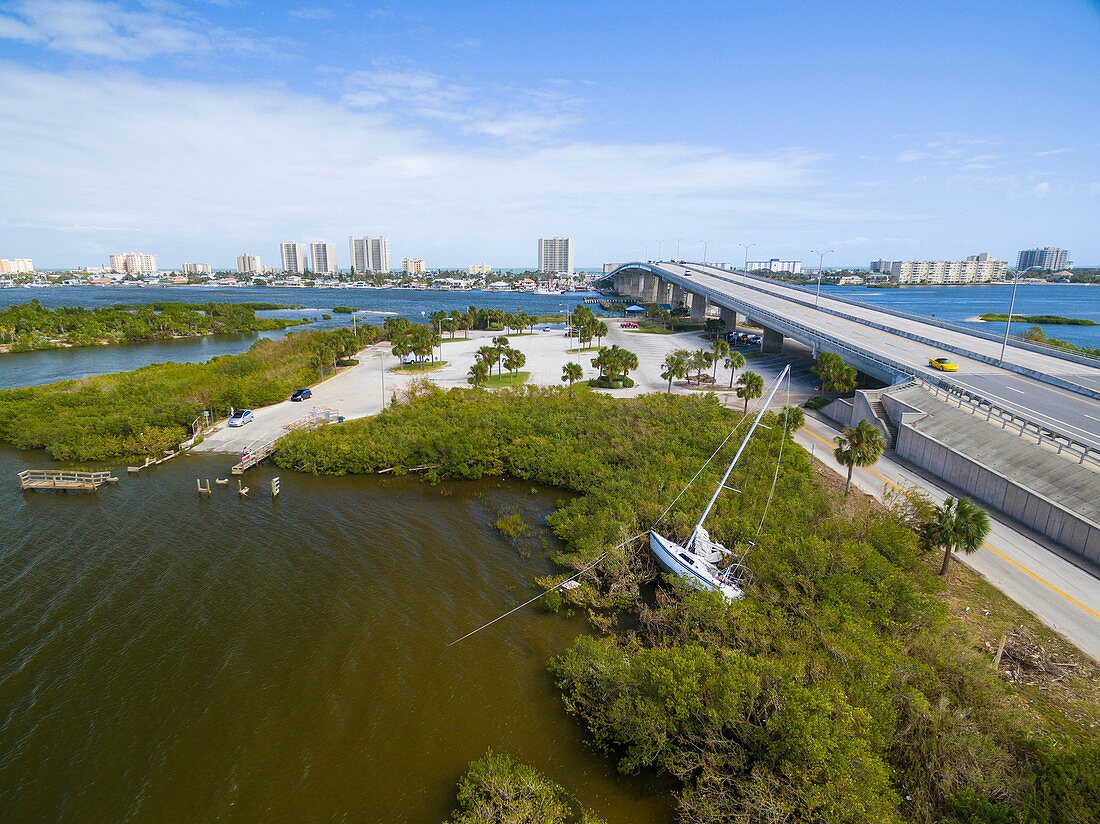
467, 360, 489, 387
832, 419, 886, 495
661, 350, 688, 393
814, 352, 858, 396
710, 338, 730, 380
724, 350, 746, 388
503, 347, 525, 381
926, 496, 992, 576
688, 349, 712, 384
735, 370, 764, 414
561, 361, 583, 388
780, 404, 805, 435
594, 320, 609, 347
491, 335, 509, 376
477, 344, 498, 376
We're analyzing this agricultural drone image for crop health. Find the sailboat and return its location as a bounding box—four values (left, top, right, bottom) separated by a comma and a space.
649, 365, 790, 601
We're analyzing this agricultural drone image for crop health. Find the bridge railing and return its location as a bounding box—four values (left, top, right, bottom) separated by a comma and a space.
659, 266, 1100, 463
700, 265, 1100, 367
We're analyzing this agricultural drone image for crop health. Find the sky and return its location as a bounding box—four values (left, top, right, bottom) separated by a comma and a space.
0, 0, 1098, 270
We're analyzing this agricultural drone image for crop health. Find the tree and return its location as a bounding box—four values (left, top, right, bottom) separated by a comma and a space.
492, 335, 510, 376
688, 349, 713, 384
651, 306, 673, 329
660, 350, 688, 393
704, 317, 725, 338
926, 496, 992, 576
577, 320, 594, 350
467, 360, 489, 387
477, 345, 499, 376
832, 419, 886, 495
561, 361, 583, 388
503, 347, 526, 381
710, 338, 730, 380
724, 350, 746, 388
814, 351, 858, 395
780, 404, 805, 434
735, 370, 764, 413
594, 320, 609, 347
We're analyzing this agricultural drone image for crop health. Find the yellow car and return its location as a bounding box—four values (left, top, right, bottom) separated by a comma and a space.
928, 356, 959, 372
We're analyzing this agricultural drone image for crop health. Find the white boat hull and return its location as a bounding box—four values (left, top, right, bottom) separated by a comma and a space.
649, 531, 742, 601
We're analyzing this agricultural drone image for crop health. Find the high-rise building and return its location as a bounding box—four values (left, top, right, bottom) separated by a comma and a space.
0, 259, 33, 273
468, 262, 491, 275
538, 237, 574, 274
280, 242, 310, 275
889, 253, 1007, 284
181, 263, 212, 275
349, 236, 390, 273
747, 259, 802, 274
109, 252, 158, 275
1017, 247, 1070, 272
309, 241, 338, 275
869, 259, 893, 273
402, 258, 426, 275
236, 254, 262, 275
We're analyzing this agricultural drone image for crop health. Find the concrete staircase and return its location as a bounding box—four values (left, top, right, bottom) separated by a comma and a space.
868, 398, 898, 448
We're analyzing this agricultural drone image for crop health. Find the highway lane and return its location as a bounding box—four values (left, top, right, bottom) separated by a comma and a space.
632, 263, 1100, 450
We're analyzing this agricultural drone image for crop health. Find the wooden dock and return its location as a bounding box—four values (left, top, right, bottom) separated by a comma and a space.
231, 440, 279, 475
18, 469, 118, 492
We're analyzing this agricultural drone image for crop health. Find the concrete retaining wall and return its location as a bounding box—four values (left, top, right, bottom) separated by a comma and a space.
820, 398, 854, 429
896, 424, 1100, 565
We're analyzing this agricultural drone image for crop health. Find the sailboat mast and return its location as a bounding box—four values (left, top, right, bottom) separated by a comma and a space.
692, 365, 790, 534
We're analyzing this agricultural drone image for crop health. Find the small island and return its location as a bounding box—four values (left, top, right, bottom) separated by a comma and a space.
976, 312, 1097, 325
0, 300, 310, 353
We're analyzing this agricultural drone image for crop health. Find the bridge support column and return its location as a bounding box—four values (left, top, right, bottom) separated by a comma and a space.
719, 307, 737, 334
654, 277, 671, 305
641, 273, 659, 303
761, 326, 784, 353
627, 272, 641, 299
671, 283, 685, 311
689, 294, 707, 324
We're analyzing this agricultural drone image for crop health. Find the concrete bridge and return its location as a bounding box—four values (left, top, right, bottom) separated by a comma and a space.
607, 261, 1100, 453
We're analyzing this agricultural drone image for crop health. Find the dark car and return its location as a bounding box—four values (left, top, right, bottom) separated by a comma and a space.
291, 388, 312, 402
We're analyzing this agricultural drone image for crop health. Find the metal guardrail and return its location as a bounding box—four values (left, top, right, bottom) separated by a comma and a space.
285, 407, 340, 431
618, 263, 1100, 462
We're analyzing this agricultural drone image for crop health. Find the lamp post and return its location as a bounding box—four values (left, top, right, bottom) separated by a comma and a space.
700, 240, 713, 265
739, 242, 755, 283
999, 266, 1039, 362
674, 238, 684, 259
810, 249, 834, 308
656, 240, 664, 260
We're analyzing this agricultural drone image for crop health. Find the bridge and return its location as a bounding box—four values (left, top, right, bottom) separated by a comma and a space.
607, 261, 1100, 568
607, 261, 1100, 451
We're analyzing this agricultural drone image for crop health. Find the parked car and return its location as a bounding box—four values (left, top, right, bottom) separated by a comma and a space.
227, 409, 254, 427
621, 321, 639, 329
291, 388, 312, 402
928, 356, 959, 372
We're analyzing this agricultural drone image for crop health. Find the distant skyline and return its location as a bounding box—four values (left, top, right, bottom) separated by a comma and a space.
1, 1, 1098, 268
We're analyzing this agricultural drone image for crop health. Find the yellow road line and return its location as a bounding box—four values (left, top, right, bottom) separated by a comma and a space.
1004, 373, 1100, 409
801, 428, 1100, 624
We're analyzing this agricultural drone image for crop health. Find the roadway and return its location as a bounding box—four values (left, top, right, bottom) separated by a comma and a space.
618, 262, 1100, 451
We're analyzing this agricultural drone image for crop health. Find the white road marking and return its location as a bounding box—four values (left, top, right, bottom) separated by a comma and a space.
1005, 386, 1025, 394
1086, 414, 1100, 423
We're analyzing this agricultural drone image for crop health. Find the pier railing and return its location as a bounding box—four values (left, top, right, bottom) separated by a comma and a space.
18, 469, 118, 492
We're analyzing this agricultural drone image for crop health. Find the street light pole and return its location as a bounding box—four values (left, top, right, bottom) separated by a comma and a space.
674, 238, 684, 259
739, 242, 755, 271
999, 266, 1039, 362
700, 240, 713, 265
810, 249, 834, 308
656, 240, 664, 260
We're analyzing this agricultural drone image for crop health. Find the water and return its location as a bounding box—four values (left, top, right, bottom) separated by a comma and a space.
0, 447, 670, 823
0, 286, 595, 390
821, 283, 1100, 350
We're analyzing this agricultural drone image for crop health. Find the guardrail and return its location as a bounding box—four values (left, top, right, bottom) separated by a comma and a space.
628, 264, 1100, 464
721, 267, 1100, 366
285, 407, 341, 431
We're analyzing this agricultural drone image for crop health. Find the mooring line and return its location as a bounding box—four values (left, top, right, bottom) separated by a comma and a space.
447, 532, 647, 647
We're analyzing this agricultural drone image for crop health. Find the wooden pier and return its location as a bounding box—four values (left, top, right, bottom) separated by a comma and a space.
18, 469, 118, 492
231, 440, 279, 475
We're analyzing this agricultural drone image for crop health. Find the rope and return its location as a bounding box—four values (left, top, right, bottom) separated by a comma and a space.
448, 531, 647, 646
651, 416, 750, 528
746, 370, 791, 557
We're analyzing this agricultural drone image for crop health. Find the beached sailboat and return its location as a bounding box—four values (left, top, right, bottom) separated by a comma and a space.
649, 365, 790, 601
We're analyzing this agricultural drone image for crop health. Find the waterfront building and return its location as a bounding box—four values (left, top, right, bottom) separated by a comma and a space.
309, 241, 338, 275
0, 258, 34, 273
468, 262, 492, 275
236, 254, 262, 275
1017, 247, 1070, 271
889, 252, 1007, 284
538, 237, 574, 274
109, 252, 158, 275
181, 263, 212, 275
349, 236, 391, 273
280, 242, 310, 275
869, 259, 893, 273
402, 258, 426, 275
747, 259, 802, 274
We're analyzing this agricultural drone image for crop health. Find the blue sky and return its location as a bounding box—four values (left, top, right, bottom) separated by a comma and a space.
1, 0, 1098, 269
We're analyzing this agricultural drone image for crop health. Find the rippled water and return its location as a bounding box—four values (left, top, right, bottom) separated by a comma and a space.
0, 447, 670, 822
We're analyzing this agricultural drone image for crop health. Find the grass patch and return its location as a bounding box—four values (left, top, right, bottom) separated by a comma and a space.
441, 336, 472, 343
392, 360, 447, 374
483, 371, 530, 388
566, 345, 600, 353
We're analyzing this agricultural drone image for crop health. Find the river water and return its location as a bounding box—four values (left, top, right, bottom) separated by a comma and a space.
0, 447, 670, 822
0, 286, 594, 390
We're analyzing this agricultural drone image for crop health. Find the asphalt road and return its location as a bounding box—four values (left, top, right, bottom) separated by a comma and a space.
638, 263, 1100, 450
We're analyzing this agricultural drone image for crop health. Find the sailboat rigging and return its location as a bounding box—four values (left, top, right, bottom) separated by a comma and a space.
649, 365, 791, 600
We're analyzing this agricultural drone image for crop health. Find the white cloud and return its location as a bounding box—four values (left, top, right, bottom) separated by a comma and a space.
0, 0, 264, 59
288, 6, 334, 21
0, 62, 853, 266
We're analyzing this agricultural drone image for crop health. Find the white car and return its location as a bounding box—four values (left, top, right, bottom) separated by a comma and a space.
227, 409, 254, 427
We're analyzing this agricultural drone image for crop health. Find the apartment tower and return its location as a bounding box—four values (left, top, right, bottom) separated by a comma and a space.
280, 242, 310, 275
310, 241, 338, 275
537, 237, 574, 274
349, 236, 390, 274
